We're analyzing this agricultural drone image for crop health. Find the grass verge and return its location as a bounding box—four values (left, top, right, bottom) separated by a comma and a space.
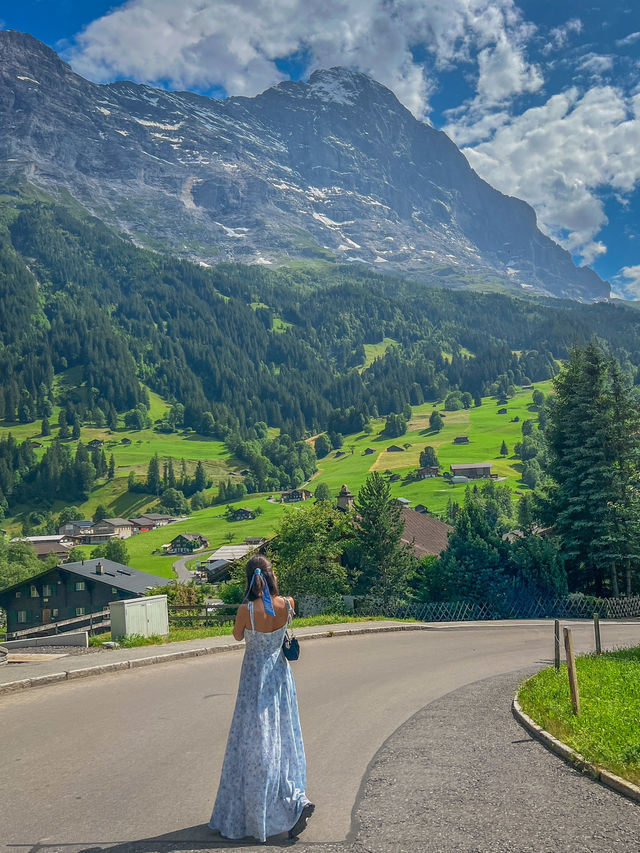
518, 646, 640, 785
89, 615, 415, 647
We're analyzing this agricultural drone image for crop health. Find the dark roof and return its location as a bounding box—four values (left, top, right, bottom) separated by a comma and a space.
450, 462, 492, 471
103, 517, 134, 526
400, 508, 452, 558
0, 559, 168, 597
62, 559, 168, 593
172, 532, 207, 541
31, 541, 72, 557
142, 513, 176, 521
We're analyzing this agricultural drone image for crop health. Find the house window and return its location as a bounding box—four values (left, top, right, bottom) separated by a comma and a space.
15, 591, 22, 599
52, 609, 59, 618
43, 584, 54, 596
17, 610, 27, 623
30, 585, 39, 598
75, 607, 86, 616
75, 581, 86, 591
111, 587, 118, 594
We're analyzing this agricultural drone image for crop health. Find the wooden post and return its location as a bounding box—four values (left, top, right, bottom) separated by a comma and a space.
554, 620, 561, 671
563, 627, 581, 716
593, 612, 601, 655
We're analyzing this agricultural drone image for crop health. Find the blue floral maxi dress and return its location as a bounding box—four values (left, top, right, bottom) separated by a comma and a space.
209, 601, 310, 841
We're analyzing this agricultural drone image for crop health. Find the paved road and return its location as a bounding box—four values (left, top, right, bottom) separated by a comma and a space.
1, 620, 639, 852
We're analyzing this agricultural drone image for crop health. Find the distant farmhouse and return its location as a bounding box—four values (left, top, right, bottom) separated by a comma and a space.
231, 507, 255, 521
129, 513, 177, 532
0, 558, 167, 638
450, 463, 492, 480
453, 435, 470, 445
169, 533, 209, 554
415, 466, 439, 479
386, 444, 405, 452
58, 518, 135, 544
11, 535, 73, 562
200, 539, 267, 581
281, 488, 313, 503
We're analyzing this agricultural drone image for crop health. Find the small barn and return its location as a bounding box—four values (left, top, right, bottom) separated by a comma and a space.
450, 462, 492, 479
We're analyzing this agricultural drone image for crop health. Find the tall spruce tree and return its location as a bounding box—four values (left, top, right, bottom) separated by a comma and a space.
542, 343, 640, 595
352, 472, 415, 599
146, 453, 161, 496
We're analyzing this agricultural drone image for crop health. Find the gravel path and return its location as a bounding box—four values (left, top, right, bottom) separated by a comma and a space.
355, 666, 640, 853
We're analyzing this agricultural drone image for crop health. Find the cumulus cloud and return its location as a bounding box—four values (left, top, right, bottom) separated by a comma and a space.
447, 86, 640, 264
65, 0, 541, 117
615, 265, 640, 298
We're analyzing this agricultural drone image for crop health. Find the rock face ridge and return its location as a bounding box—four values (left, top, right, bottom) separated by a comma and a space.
0, 30, 609, 300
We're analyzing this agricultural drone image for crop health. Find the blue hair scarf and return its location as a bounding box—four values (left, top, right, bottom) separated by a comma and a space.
250, 568, 275, 616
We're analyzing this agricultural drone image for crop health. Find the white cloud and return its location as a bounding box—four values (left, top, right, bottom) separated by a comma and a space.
65, 0, 541, 117
542, 17, 582, 54
447, 86, 640, 264
577, 53, 615, 76
616, 264, 640, 298
616, 31, 640, 47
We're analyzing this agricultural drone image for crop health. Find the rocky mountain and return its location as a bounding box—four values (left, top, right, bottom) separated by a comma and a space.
0, 30, 609, 300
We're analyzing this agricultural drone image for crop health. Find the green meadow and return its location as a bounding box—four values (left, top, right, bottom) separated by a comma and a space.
1, 380, 552, 578
309, 380, 553, 514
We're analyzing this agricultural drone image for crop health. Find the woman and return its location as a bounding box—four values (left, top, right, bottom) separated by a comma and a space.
208, 554, 314, 842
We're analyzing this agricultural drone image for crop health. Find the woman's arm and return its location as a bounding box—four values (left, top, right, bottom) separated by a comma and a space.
232, 603, 248, 641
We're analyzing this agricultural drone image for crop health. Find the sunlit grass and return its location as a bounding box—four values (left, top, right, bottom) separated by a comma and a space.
89, 615, 413, 646
518, 647, 640, 785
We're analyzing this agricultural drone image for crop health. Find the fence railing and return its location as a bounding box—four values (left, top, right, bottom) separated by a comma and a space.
168, 603, 240, 626
6, 609, 111, 640
358, 595, 640, 623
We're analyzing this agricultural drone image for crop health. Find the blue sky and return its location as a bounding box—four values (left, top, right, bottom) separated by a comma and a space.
2, 0, 639, 295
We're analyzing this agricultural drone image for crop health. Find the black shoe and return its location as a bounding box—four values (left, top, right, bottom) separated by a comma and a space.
288, 803, 315, 839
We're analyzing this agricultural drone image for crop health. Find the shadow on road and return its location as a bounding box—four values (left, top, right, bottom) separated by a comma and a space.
13, 824, 296, 852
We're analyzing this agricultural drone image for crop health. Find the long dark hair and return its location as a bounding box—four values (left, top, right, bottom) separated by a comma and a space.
245, 554, 279, 601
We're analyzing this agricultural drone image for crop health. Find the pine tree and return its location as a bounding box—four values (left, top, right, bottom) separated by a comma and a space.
41, 416, 51, 436
167, 458, 176, 490
108, 454, 115, 480
542, 343, 640, 595
146, 453, 161, 496
500, 440, 508, 456
353, 472, 415, 599
194, 460, 207, 492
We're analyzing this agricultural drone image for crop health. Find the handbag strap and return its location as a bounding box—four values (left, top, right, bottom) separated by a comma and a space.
284, 598, 294, 632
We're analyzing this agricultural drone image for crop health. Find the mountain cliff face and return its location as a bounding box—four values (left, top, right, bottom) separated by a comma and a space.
0, 30, 609, 300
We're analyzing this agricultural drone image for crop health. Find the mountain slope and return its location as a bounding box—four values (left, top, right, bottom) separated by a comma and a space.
0, 30, 608, 301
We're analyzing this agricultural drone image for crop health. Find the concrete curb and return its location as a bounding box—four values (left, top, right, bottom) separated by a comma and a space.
512, 695, 640, 805
0, 622, 429, 697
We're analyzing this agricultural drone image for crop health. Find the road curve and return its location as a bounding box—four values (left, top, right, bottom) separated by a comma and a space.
1, 620, 638, 851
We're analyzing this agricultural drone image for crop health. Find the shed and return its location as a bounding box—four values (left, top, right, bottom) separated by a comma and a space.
450, 462, 492, 479
110, 594, 169, 639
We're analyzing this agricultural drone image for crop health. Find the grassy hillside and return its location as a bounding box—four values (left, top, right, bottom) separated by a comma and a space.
1, 381, 551, 578
308, 381, 552, 513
